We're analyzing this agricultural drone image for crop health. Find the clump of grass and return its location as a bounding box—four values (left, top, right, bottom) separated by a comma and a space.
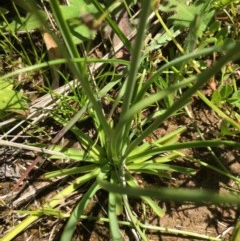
1, 1, 240, 241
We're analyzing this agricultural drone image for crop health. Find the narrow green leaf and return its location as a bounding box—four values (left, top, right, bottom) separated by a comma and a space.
47, 144, 102, 163
109, 192, 122, 241
98, 176, 240, 206
128, 163, 196, 175
17, 209, 68, 218
60, 182, 100, 241
44, 164, 99, 179
111, 0, 152, 160
127, 151, 181, 165
127, 175, 165, 217
231, 218, 240, 241
111, 171, 123, 215
141, 197, 165, 218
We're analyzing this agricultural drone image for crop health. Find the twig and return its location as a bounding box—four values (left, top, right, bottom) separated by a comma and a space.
0, 140, 66, 157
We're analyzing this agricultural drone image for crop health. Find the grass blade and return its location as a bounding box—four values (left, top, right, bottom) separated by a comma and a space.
127, 174, 165, 217
97, 173, 240, 206
109, 192, 122, 241
111, 1, 152, 159
60, 182, 100, 241
49, 0, 111, 137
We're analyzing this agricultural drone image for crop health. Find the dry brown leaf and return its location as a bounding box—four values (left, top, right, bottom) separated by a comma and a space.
42, 31, 61, 89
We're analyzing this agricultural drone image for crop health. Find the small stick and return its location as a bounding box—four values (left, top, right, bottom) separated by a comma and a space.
12, 156, 44, 192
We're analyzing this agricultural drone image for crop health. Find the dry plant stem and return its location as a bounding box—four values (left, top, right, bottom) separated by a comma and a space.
0, 118, 17, 128
12, 156, 43, 192
42, 31, 61, 89
40, 0, 60, 89
0, 140, 66, 157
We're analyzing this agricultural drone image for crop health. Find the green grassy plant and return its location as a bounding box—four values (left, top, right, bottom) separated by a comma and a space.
1, 1, 240, 241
